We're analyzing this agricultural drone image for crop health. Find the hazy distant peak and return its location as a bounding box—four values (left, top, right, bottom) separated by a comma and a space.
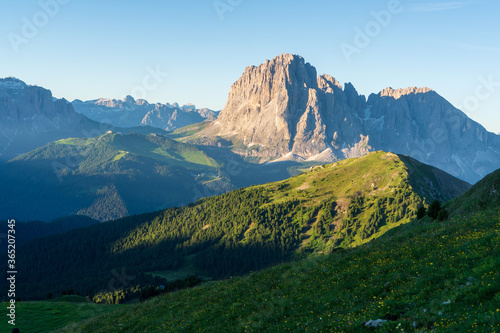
123, 95, 136, 104
136, 99, 149, 106
95, 98, 119, 107
183, 103, 196, 110
379, 87, 434, 99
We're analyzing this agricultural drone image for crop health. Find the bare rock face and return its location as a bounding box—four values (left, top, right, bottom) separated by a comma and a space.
200, 54, 500, 183
212, 54, 368, 161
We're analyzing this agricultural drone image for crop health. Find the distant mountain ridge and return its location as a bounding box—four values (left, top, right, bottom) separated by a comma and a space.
191, 54, 500, 183
73, 96, 219, 131
0, 77, 169, 160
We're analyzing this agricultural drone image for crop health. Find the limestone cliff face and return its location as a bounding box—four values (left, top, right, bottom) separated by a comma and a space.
201, 54, 500, 183
214, 54, 368, 161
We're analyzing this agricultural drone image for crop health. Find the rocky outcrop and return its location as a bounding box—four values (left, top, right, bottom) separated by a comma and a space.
199, 54, 500, 183
73, 96, 218, 131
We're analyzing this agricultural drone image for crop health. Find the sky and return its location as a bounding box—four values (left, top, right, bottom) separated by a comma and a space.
1, 0, 499, 132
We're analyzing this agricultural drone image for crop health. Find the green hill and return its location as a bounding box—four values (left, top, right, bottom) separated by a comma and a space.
0, 132, 225, 221
13, 152, 469, 302
28, 166, 496, 333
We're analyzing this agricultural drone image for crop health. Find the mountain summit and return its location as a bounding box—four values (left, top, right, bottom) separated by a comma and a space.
204, 53, 368, 162
193, 54, 500, 183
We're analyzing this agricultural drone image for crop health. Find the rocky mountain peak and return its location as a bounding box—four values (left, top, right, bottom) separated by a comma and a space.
223, 53, 318, 109
123, 95, 136, 104
196, 55, 500, 183
379, 87, 433, 100
206, 54, 368, 161
136, 99, 149, 106
95, 98, 119, 107
0, 77, 78, 120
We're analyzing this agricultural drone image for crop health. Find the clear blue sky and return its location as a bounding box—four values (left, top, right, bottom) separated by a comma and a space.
1, 0, 499, 132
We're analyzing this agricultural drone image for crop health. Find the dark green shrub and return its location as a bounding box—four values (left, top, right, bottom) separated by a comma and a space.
428, 200, 441, 219
437, 208, 449, 221
417, 206, 426, 219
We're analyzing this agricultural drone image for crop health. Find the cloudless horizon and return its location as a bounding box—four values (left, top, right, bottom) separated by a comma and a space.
1, 0, 499, 132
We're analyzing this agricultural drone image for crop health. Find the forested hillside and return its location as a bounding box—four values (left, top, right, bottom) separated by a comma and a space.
59, 204, 500, 333
12, 152, 469, 301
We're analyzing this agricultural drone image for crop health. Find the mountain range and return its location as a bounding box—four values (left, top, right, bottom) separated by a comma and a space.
72, 96, 218, 131
3, 54, 499, 186
0, 78, 177, 161
1, 53, 498, 222
187, 53, 500, 184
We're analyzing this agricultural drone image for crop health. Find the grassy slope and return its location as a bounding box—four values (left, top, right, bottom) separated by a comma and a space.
15, 152, 467, 294
53, 132, 218, 170
58, 209, 500, 333
0, 296, 127, 333
166, 120, 213, 141
447, 167, 500, 215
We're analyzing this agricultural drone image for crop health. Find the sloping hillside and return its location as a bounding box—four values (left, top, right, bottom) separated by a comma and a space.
13, 152, 469, 301
56, 197, 500, 332
447, 167, 500, 215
